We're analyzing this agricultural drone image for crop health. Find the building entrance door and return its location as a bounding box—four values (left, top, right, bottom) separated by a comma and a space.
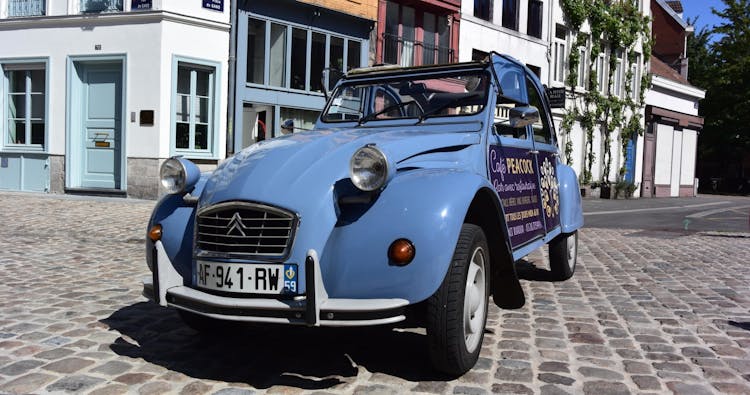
70, 62, 123, 190
641, 123, 656, 197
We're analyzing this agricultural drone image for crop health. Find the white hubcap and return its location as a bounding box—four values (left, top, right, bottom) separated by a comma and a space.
463, 246, 487, 353
567, 233, 577, 271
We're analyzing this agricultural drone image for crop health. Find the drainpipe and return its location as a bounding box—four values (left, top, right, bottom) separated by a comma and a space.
226, 0, 239, 157
546, 0, 555, 86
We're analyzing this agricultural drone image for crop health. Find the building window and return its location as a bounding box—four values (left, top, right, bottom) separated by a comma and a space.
527, 64, 541, 78
247, 17, 363, 93
595, 50, 606, 93
474, 0, 492, 21
174, 62, 215, 155
502, 0, 519, 31
472, 49, 489, 61
247, 18, 266, 85
552, 24, 566, 83
3, 65, 45, 148
280, 107, 318, 133
383, 1, 453, 66
80, 0, 123, 13
577, 47, 586, 88
631, 54, 641, 100
527, 0, 543, 39
8, 0, 45, 17
613, 49, 623, 97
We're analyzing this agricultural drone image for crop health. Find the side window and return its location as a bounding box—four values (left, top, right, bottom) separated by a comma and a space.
525, 76, 553, 145
373, 88, 400, 118
493, 64, 527, 139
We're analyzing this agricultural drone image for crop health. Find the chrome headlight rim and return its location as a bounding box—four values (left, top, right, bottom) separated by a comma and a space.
349, 144, 390, 192
160, 157, 187, 194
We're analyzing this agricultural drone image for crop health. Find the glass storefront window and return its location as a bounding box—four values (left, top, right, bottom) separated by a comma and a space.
291, 28, 308, 90
310, 32, 326, 93
269, 23, 287, 87
247, 18, 266, 84
347, 41, 361, 71
244, 16, 364, 93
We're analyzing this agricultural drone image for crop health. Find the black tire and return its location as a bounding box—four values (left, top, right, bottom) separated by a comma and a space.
549, 230, 578, 281
177, 309, 217, 333
426, 224, 490, 376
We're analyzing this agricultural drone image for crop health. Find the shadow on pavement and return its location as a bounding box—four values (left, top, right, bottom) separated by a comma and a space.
515, 258, 558, 282
729, 321, 750, 331
101, 302, 446, 389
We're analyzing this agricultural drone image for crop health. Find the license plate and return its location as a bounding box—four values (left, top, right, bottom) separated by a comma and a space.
196, 261, 298, 294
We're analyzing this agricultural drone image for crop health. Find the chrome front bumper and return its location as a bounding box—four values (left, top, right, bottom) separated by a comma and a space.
143, 241, 409, 327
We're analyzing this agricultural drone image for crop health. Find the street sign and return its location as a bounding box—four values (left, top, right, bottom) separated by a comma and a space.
547, 87, 566, 108
202, 0, 224, 11
131, 0, 151, 9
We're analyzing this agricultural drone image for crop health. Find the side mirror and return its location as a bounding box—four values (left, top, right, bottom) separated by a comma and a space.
509, 106, 540, 128
321, 68, 344, 100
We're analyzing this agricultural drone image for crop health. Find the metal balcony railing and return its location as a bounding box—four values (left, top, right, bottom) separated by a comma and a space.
382, 33, 454, 67
8, 0, 45, 17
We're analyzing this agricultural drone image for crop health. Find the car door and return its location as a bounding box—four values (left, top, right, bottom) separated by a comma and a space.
525, 74, 561, 233
487, 59, 546, 251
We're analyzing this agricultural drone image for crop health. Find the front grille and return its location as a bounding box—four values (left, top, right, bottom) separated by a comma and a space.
196, 202, 297, 260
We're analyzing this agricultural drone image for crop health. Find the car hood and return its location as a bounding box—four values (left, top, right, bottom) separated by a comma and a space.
199, 124, 482, 210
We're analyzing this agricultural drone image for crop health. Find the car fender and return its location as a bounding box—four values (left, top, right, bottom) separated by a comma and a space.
145, 175, 209, 280
319, 168, 518, 304
557, 163, 584, 233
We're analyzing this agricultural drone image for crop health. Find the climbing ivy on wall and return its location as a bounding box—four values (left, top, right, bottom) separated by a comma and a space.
559, 0, 652, 185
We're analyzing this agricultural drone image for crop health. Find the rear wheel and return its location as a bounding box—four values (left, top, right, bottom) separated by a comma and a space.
427, 224, 490, 376
549, 230, 578, 281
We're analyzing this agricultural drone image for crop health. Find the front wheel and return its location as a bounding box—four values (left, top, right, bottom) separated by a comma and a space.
426, 224, 490, 376
549, 230, 578, 281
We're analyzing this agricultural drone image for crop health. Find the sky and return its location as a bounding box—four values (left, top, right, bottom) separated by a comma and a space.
680, 0, 727, 35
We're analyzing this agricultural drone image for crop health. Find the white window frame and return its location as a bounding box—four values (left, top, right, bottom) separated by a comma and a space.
171, 56, 221, 159
1, 59, 48, 152
552, 25, 567, 85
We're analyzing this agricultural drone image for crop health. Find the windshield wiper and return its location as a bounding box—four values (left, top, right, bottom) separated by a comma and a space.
416, 93, 480, 124
358, 100, 421, 126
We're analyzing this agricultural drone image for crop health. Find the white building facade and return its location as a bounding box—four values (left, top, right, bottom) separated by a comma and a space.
642, 0, 705, 197
458, 0, 549, 74
0, 0, 230, 198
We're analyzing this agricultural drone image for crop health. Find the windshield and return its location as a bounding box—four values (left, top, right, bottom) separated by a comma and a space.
321, 70, 489, 124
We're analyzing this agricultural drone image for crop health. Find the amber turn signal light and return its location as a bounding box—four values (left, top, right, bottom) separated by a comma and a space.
389, 238, 415, 266
148, 224, 163, 242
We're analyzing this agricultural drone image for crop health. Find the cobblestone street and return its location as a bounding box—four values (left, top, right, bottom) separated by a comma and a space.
1, 192, 749, 394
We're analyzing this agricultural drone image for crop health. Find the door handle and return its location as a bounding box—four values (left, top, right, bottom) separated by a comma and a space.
527, 150, 539, 155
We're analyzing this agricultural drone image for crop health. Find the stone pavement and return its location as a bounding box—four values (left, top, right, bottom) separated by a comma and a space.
0, 192, 749, 394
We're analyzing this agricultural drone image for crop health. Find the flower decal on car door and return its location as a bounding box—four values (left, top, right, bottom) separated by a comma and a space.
540, 157, 560, 218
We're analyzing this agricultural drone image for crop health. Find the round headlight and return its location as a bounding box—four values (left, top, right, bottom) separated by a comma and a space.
350, 145, 389, 191
160, 158, 186, 194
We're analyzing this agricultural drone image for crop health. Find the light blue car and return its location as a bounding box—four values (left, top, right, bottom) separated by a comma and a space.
143, 52, 583, 375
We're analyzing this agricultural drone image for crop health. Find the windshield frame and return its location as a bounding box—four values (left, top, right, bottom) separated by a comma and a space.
319, 67, 491, 125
